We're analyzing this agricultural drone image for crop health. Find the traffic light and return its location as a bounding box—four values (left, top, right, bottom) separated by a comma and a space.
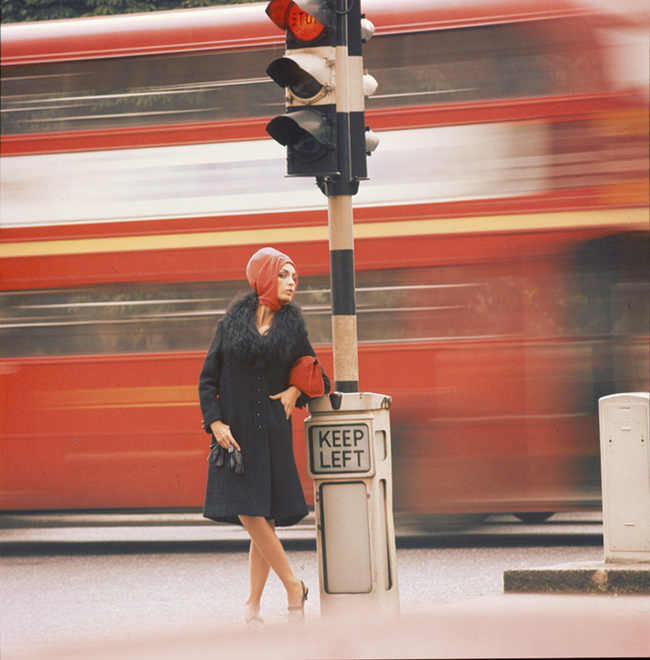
265, 0, 338, 178
265, 0, 378, 191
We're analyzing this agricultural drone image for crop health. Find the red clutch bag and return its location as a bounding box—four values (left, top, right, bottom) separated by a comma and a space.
289, 356, 325, 398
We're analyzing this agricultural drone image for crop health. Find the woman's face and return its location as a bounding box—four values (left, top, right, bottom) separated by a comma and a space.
277, 262, 297, 305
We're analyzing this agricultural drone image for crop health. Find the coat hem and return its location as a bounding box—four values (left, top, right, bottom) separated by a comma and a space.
202, 511, 308, 528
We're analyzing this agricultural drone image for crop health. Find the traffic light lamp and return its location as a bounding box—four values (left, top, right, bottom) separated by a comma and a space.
266, 107, 336, 173
266, 0, 333, 48
265, 0, 337, 177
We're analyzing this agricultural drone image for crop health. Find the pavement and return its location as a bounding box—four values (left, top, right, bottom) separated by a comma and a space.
4, 592, 649, 660
2, 512, 649, 659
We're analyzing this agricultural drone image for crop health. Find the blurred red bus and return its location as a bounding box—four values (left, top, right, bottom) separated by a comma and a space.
1, 0, 648, 521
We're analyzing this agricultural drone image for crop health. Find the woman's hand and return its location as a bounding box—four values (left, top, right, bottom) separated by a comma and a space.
210, 420, 240, 451
270, 385, 301, 420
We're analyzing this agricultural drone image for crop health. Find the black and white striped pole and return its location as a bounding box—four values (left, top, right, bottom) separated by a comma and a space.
320, 0, 364, 392
266, 0, 398, 618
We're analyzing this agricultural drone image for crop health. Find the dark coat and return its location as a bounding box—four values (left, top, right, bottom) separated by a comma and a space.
198, 292, 330, 527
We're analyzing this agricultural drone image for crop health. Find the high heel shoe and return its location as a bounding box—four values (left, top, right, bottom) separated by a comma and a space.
287, 581, 308, 623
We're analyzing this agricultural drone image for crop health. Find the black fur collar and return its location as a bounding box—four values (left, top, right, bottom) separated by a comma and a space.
222, 292, 305, 364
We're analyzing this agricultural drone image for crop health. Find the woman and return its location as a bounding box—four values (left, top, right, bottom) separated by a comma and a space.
199, 247, 330, 626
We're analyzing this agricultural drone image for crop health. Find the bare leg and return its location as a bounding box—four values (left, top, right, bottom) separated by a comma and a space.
244, 520, 274, 621
239, 515, 304, 609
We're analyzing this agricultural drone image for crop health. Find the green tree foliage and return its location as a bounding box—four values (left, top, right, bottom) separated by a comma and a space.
1, 0, 252, 23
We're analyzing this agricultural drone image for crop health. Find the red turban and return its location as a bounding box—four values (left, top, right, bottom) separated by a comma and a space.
246, 247, 296, 311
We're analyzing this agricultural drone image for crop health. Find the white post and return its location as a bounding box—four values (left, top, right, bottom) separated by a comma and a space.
599, 392, 650, 563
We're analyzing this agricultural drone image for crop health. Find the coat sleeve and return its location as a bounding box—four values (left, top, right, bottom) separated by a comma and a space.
292, 330, 331, 409
198, 322, 224, 434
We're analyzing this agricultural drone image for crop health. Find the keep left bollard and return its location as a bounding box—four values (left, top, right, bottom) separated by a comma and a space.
305, 392, 400, 618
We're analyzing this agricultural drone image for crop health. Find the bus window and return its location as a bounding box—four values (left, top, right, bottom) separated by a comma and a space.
1, 47, 285, 135
367, 18, 606, 110
0, 283, 240, 357
0, 265, 549, 357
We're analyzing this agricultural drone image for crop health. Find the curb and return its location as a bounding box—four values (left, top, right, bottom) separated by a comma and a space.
504, 560, 650, 595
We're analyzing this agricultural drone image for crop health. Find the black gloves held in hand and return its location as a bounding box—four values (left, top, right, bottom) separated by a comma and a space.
208, 443, 244, 475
